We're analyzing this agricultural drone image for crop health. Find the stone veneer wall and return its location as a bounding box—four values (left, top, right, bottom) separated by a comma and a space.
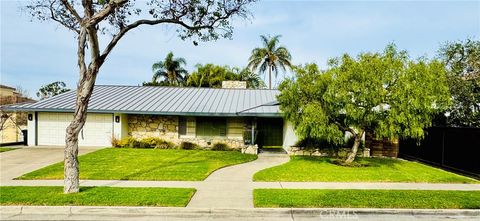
127, 114, 247, 149
180, 136, 244, 149
128, 115, 179, 141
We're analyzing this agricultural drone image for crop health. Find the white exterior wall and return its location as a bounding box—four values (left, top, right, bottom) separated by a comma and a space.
27, 112, 36, 146
35, 112, 113, 147
282, 120, 298, 150
113, 113, 128, 139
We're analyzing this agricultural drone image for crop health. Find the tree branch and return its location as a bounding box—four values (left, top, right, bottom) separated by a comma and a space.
86, 0, 127, 27
98, 18, 215, 63
60, 0, 82, 22
77, 27, 87, 76
49, 1, 80, 33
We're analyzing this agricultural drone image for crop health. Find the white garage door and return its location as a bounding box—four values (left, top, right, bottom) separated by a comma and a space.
37, 113, 113, 147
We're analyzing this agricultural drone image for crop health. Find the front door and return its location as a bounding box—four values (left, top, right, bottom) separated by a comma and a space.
256, 118, 283, 148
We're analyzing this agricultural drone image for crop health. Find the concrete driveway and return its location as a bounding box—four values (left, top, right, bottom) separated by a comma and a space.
0, 146, 100, 183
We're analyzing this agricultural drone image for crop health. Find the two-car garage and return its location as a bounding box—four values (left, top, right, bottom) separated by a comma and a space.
34, 112, 113, 147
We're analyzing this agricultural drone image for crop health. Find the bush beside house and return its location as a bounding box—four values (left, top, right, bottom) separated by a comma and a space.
113, 136, 234, 151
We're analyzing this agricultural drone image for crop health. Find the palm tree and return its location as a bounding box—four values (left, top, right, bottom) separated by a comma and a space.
247, 35, 292, 89
151, 52, 188, 86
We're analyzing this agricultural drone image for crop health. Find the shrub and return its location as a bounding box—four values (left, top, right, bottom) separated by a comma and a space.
114, 137, 177, 149
294, 137, 346, 157
111, 136, 121, 147
179, 141, 200, 150
140, 137, 177, 149
155, 139, 177, 149
117, 137, 139, 148
139, 137, 158, 149
294, 137, 342, 151
211, 142, 230, 151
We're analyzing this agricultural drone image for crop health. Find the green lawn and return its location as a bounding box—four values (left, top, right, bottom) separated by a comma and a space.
18, 148, 257, 181
254, 156, 478, 183
0, 148, 16, 153
0, 186, 195, 207
254, 189, 480, 209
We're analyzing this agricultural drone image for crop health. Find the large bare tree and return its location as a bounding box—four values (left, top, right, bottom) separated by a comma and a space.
25, 0, 256, 193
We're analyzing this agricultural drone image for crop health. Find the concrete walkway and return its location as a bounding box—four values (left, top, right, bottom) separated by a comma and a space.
0, 146, 100, 182
187, 152, 289, 208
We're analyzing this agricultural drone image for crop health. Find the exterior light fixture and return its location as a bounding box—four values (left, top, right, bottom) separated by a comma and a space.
28, 114, 33, 121
115, 116, 120, 123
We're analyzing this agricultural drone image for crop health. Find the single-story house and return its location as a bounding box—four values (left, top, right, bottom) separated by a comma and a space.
3, 81, 298, 150
1, 84, 35, 145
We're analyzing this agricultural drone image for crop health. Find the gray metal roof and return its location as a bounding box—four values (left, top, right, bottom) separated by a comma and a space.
3, 85, 281, 117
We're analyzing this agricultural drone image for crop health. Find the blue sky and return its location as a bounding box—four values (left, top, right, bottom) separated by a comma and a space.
1, 0, 479, 98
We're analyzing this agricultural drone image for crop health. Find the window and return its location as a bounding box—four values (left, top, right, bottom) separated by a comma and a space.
179, 117, 187, 135
196, 117, 227, 137
179, 117, 196, 136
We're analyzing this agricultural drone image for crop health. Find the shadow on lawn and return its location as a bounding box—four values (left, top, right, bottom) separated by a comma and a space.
118, 151, 205, 180
295, 156, 402, 168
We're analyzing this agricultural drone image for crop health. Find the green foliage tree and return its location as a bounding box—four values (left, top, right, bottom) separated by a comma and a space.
248, 35, 292, 89
25, 0, 255, 193
232, 67, 266, 89
437, 39, 480, 127
278, 45, 450, 163
187, 64, 265, 88
37, 81, 71, 100
145, 52, 188, 86
187, 64, 236, 87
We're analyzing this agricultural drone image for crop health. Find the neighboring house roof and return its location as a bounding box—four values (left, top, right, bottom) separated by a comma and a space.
0, 85, 16, 90
3, 85, 281, 117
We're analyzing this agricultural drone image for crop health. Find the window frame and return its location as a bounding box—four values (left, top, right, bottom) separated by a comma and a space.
195, 117, 227, 138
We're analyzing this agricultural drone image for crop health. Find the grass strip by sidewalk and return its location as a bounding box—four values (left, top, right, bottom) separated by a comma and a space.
253, 156, 478, 183
0, 186, 196, 207
0, 148, 16, 153
254, 189, 480, 209
18, 148, 257, 181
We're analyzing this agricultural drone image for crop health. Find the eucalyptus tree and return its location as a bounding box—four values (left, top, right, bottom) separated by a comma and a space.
278, 45, 450, 164
248, 35, 292, 89
151, 52, 188, 86
25, 0, 256, 193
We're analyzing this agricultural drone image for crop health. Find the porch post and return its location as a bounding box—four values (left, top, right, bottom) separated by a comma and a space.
251, 118, 256, 145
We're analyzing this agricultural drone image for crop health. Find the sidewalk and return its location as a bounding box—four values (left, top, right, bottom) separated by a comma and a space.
1, 206, 479, 221
3, 179, 480, 191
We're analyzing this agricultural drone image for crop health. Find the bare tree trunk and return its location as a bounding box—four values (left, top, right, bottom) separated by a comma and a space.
268, 65, 272, 89
64, 27, 101, 194
64, 69, 98, 193
345, 130, 364, 164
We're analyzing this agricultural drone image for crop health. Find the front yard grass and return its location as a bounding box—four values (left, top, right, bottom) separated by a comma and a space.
0, 148, 16, 153
254, 189, 480, 209
18, 148, 257, 181
0, 186, 195, 207
253, 156, 477, 183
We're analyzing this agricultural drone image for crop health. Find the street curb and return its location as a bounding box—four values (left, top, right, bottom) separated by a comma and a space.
1, 206, 479, 217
